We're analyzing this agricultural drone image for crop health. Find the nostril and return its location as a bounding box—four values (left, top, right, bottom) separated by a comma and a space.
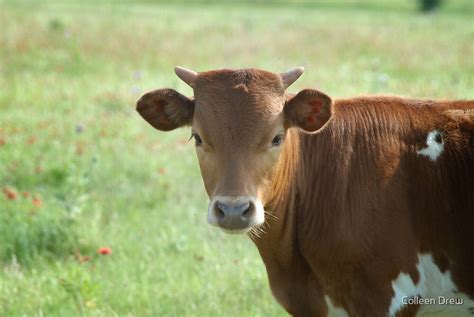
242, 206, 251, 216
215, 202, 226, 219
241, 202, 255, 219
240, 202, 250, 213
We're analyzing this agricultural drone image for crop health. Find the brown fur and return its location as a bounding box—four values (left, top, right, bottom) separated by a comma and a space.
136, 68, 474, 316
256, 96, 474, 316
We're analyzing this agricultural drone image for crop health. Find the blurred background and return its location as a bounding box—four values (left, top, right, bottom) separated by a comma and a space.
1, 0, 473, 316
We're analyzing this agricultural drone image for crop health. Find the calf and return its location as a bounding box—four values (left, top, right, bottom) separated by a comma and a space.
136, 67, 474, 316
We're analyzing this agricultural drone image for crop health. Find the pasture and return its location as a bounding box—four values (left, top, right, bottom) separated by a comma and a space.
1, 1, 473, 316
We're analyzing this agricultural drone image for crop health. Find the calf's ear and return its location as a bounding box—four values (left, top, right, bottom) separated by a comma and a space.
136, 88, 194, 131
284, 89, 333, 133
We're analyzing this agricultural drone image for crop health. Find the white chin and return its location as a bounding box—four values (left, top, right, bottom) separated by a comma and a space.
220, 228, 250, 235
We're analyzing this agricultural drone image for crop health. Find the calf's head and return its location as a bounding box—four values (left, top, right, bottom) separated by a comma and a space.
137, 67, 332, 234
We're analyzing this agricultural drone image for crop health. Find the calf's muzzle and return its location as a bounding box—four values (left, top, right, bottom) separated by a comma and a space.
208, 196, 261, 233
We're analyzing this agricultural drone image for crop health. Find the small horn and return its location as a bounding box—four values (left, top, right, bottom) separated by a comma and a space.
281, 67, 305, 89
174, 66, 198, 87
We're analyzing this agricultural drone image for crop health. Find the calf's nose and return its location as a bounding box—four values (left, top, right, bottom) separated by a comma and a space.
216, 201, 251, 218
212, 197, 256, 230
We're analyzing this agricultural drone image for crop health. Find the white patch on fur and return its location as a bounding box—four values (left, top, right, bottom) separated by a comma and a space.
389, 254, 474, 317
389, 271, 420, 316
325, 296, 349, 317
417, 130, 444, 161
253, 198, 265, 225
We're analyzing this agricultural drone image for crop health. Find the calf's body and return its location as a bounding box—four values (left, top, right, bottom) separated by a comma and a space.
255, 97, 474, 316
136, 67, 474, 316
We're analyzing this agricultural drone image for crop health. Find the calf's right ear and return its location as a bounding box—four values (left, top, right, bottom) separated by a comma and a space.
136, 88, 194, 131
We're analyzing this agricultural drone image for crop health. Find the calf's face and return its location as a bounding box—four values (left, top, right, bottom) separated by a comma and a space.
137, 67, 332, 234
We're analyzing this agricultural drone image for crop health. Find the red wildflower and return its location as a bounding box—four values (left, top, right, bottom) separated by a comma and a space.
158, 167, 166, 175
22, 191, 30, 198
0, 138, 5, 146
2, 187, 17, 200
32, 196, 43, 208
98, 247, 112, 255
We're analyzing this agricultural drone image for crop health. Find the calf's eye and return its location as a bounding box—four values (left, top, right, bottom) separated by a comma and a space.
271, 134, 283, 147
190, 133, 203, 146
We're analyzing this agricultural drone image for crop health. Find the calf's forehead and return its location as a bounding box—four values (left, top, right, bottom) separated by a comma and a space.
194, 69, 285, 105
192, 69, 286, 138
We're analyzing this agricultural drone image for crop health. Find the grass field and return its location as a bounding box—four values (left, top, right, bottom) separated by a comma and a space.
1, 1, 473, 316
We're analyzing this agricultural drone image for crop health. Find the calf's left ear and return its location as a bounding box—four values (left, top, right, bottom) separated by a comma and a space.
136, 88, 194, 131
284, 89, 333, 133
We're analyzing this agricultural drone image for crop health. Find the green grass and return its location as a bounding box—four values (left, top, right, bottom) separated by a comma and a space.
0, 1, 473, 316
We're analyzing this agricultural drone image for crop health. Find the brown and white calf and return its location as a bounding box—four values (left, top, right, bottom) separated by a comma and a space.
136, 67, 474, 317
